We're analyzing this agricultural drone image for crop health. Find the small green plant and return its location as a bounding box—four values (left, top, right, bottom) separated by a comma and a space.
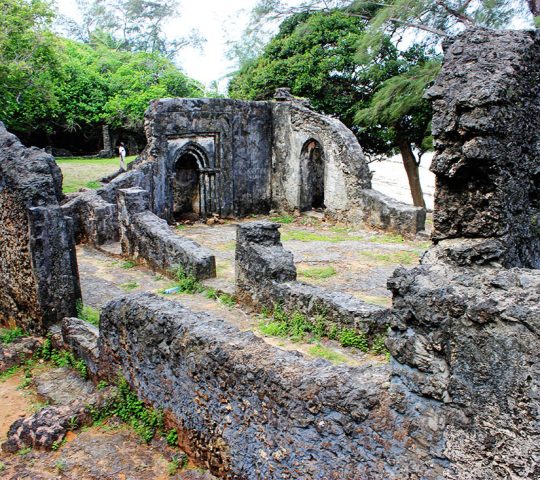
17, 447, 32, 456
259, 319, 289, 337
298, 266, 337, 279
97, 380, 108, 390
168, 456, 180, 476
0, 327, 26, 344
308, 344, 347, 364
55, 460, 67, 473
175, 224, 186, 230
217, 293, 236, 307
270, 214, 295, 224
92, 377, 164, 444
289, 311, 311, 340
38, 338, 88, 379
339, 328, 368, 352
120, 281, 139, 291
0, 365, 20, 381
76, 300, 100, 326
371, 334, 389, 357
171, 266, 203, 294
312, 314, 327, 340
166, 428, 178, 447
0, 461, 5, 472
51, 438, 66, 451
121, 260, 136, 269
203, 288, 218, 300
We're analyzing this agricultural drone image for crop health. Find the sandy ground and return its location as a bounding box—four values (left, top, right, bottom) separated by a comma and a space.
370, 152, 435, 210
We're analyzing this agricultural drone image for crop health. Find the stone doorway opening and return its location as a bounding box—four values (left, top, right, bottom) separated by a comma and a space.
173, 151, 202, 221
300, 139, 325, 211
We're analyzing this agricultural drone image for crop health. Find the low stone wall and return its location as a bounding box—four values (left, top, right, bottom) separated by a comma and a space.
0, 123, 81, 333
62, 191, 118, 245
98, 293, 393, 479
357, 189, 426, 237
118, 187, 216, 280
235, 222, 391, 342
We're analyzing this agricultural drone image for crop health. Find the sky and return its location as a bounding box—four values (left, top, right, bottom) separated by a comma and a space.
53, 0, 278, 90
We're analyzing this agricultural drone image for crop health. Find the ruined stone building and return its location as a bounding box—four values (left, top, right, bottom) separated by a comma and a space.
1, 26, 540, 480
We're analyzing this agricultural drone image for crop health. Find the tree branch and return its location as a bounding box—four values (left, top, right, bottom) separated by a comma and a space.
435, 0, 475, 25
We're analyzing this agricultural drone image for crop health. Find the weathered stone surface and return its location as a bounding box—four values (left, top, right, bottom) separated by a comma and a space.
118, 187, 216, 279
62, 317, 100, 379
0, 337, 42, 373
236, 222, 391, 342
33, 367, 96, 406
98, 293, 394, 479
61, 190, 118, 246
387, 263, 540, 479
426, 28, 540, 268
358, 189, 426, 237
1, 404, 92, 453
0, 123, 81, 333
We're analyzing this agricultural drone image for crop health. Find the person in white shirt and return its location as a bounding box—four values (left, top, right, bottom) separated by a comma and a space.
118, 142, 127, 171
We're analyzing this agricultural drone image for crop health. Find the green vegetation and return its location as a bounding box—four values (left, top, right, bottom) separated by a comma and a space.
0, 461, 5, 472
258, 303, 387, 357
76, 300, 100, 326
169, 266, 204, 294
281, 229, 364, 243
0, 327, 25, 344
204, 288, 237, 307
0, 365, 20, 381
121, 260, 136, 269
120, 281, 140, 291
270, 214, 295, 224
168, 454, 188, 476
371, 334, 390, 358
358, 250, 419, 265
166, 428, 179, 447
40, 338, 88, 379
298, 266, 337, 279
308, 344, 348, 364
17, 447, 32, 456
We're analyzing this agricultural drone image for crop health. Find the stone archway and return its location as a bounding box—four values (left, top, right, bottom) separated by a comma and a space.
299, 139, 325, 211
172, 143, 219, 221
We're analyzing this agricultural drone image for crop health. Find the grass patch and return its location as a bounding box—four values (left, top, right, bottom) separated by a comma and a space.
258, 304, 386, 356
57, 155, 136, 193
367, 233, 405, 244
281, 229, 364, 243
0, 327, 25, 344
120, 281, 139, 291
204, 288, 236, 307
308, 344, 348, 364
121, 260, 136, 269
76, 300, 100, 326
358, 250, 419, 265
298, 266, 337, 279
270, 214, 295, 224
175, 224, 186, 231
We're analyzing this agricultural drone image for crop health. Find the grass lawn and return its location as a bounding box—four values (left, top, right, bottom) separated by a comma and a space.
56, 155, 137, 193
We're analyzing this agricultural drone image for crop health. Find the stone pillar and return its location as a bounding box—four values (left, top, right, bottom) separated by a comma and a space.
235, 222, 296, 307
117, 187, 150, 257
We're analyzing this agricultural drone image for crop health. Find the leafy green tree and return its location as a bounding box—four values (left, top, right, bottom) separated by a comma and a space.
0, 0, 60, 133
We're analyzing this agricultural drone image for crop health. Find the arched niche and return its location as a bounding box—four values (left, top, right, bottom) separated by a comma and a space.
299, 139, 325, 211
172, 143, 216, 220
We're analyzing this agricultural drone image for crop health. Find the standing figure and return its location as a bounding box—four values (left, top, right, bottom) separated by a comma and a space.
119, 142, 127, 171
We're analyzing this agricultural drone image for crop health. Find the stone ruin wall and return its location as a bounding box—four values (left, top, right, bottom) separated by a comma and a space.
0, 123, 81, 334
235, 221, 391, 344
427, 28, 540, 268
386, 28, 540, 478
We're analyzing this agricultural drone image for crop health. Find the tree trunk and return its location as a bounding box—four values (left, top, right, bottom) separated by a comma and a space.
396, 136, 426, 209
528, 0, 540, 17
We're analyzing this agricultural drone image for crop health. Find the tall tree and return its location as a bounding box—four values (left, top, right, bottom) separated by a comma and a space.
71, 0, 204, 57
0, 0, 60, 133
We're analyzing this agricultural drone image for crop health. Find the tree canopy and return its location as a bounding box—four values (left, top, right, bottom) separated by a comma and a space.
0, 0, 203, 151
